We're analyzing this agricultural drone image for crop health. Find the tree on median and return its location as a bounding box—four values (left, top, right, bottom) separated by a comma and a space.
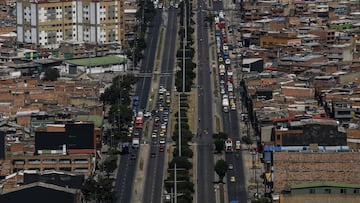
214, 159, 227, 183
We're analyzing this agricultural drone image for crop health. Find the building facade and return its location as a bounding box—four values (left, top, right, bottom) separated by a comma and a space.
16, 0, 125, 48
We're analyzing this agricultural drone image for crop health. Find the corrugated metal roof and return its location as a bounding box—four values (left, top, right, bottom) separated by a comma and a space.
291, 182, 360, 189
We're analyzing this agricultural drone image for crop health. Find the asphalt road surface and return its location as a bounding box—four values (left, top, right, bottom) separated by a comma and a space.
142, 7, 178, 203
114, 10, 162, 203
212, 0, 249, 201
196, 0, 216, 202
223, 111, 247, 202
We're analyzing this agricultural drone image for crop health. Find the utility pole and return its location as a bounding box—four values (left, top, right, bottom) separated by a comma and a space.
174, 163, 177, 203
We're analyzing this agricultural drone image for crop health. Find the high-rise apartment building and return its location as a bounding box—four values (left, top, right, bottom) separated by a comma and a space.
16, 0, 125, 48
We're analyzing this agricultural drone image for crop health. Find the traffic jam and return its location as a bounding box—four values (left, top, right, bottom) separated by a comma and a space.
126, 85, 171, 159
151, 86, 171, 155
215, 10, 237, 113
214, 10, 243, 155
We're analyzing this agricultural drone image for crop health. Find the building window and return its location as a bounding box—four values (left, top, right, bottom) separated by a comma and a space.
340, 189, 346, 194
276, 135, 280, 140
324, 189, 331, 194
309, 188, 315, 194
354, 189, 359, 194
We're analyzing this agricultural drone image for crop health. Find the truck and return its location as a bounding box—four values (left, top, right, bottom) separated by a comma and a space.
135, 111, 144, 129
222, 97, 229, 112
225, 138, 233, 152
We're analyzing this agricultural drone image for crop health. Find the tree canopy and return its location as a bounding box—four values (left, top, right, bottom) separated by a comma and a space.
214, 159, 227, 183
44, 68, 60, 81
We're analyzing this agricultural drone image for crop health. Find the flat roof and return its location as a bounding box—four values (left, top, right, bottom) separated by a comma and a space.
66, 55, 125, 67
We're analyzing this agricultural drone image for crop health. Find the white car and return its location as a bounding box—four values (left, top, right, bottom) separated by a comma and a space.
159, 138, 166, 145
225, 59, 231, 65
144, 112, 152, 118
220, 87, 225, 95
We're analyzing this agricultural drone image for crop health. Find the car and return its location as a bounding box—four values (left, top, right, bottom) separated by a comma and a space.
159, 106, 164, 112
163, 116, 168, 122
223, 94, 228, 100
152, 132, 157, 138
220, 87, 225, 95
144, 112, 152, 118
160, 131, 165, 137
151, 152, 156, 158
134, 131, 140, 137
159, 138, 166, 145
154, 116, 160, 122
159, 86, 166, 94
163, 110, 169, 115
218, 57, 223, 63
228, 164, 234, 170
231, 102, 236, 110
225, 58, 231, 65
130, 154, 137, 160
159, 94, 164, 100
228, 92, 234, 99
161, 123, 167, 131
166, 98, 171, 104
230, 176, 236, 182
159, 145, 165, 152
235, 140, 241, 150
220, 80, 225, 85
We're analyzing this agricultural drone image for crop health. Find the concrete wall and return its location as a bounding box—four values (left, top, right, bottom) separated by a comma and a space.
282, 194, 360, 203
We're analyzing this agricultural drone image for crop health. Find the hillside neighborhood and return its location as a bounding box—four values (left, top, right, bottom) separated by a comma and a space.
0, 0, 360, 203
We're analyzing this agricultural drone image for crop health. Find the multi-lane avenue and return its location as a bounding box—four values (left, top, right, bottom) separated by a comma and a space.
142, 7, 178, 203
212, 0, 249, 202
114, 10, 162, 203
196, 0, 216, 202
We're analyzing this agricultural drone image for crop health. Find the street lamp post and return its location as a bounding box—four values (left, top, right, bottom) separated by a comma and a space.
178, 93, 181, 157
